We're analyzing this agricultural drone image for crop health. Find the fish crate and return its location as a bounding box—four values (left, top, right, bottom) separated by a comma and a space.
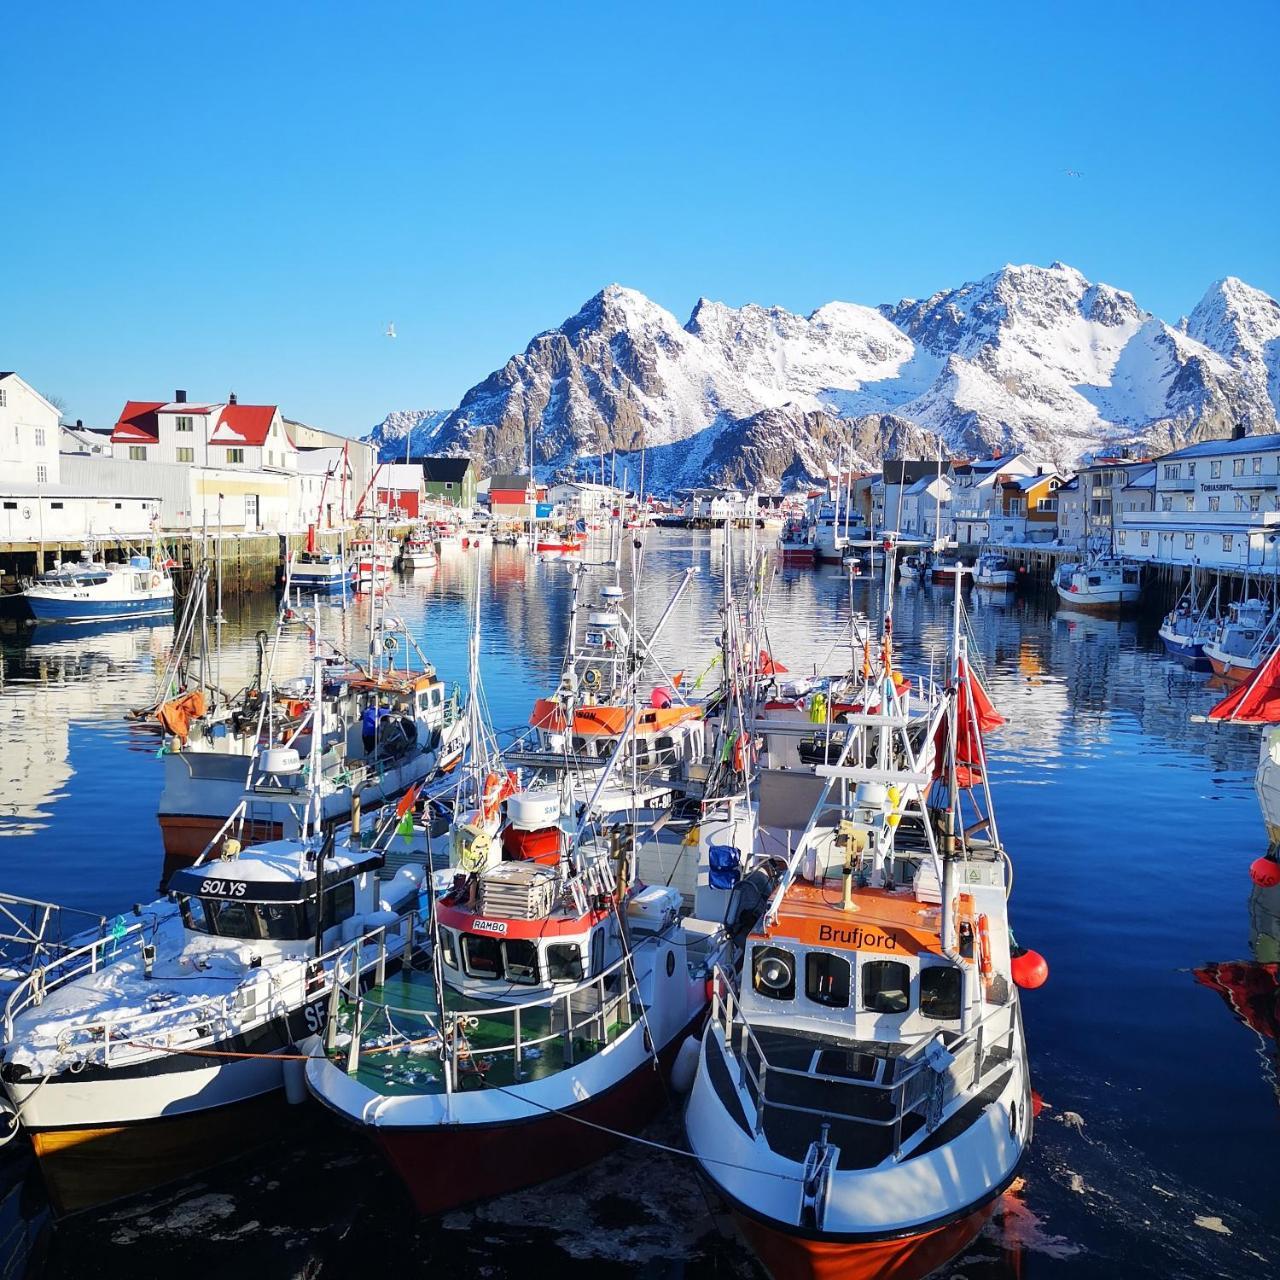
478, 862, 558, 919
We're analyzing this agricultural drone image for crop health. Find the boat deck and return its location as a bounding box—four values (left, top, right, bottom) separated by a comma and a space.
332, 965, 630, 1097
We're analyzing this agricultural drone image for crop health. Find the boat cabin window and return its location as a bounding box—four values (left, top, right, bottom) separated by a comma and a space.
547, 942, 583, 982
182, 896, 314, 941
920, 964, 962, 1020
805, 951, 850, 1008
751, 945, 796, 1001
440, 928, 458, 970
461, 933, 542, 985
862, 959, 910, 1014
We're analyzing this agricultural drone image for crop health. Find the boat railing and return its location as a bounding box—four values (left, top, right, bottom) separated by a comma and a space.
0, 894, 109, 980
708, 966, 1017, 1159
8, 921, 407, 1065
327, 936, 657, 1097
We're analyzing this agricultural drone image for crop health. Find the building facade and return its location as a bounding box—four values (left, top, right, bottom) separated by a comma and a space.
1116, 432, 1280, 571
0, 373, 61, 486
418, 456, 478, 509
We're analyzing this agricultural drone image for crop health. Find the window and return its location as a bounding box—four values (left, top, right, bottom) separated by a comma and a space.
128, 446, 147, 461
1185, 533, 1195, 549
462, 932, 503, 979
35, 465, 47, 484
2, 501, 15, 510
440, 929, 458, 970
1163, 464, 1179, 480
1251, 493, 1262, 511
322, 880, 356, 930
1141, 530, 1150, 547
1161, 496, 1173, 512
503, 939, 540, 985
0, 388, 5, 406
34, 428, 45, 447
1254, 457, 1263, 475
226, 448, 245, 464
805, 952, 850, 1008
1224, 535, 1234, 552
445, 481, 453, 490
50, 501, 63, 510
1209, 496, 1220, 512
1235, 494, 1246, 511
1187, 462, 1196, 477
175, 415, 193, 432
920, 966, 963, 1020
176, 446, 194, 463
751, 945, 796, 1000
1036, 497, 1057, 512
1211, 460, 1222, 479
1234, 458, 1245, 476
547, 942, 583, 982
1184, 496, 1194, 512
1117, 531, 1126, 546
862, 960, 910, 1013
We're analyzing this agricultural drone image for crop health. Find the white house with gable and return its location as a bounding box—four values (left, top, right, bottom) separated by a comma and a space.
0, 373, 61, 485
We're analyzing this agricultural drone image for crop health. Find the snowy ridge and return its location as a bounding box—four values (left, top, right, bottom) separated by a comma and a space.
365, 264, 1280, 490
367, 409, 451, 461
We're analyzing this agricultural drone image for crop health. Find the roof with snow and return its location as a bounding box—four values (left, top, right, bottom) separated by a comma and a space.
209, 404, 279, 446
112, 401, 165, 443
1122, 466, 1157, 489
904, 475, 947, 496
1004, 472, 1061, 491
1161, 432, 1280, 461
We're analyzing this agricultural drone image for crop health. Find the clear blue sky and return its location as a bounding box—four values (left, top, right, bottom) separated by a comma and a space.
4, 2, 1278, 435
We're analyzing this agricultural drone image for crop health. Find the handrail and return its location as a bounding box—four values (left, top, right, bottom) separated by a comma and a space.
710, 966, 1015, 1157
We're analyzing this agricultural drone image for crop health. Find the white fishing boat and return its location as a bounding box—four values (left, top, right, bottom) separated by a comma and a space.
777, 520, 816, 564
21, 550, 174, 624
1158, 565, 1218, 666
1055, 556, 1142, 612
0, 748, 428, 1214
1203, 597, 1278, 682
685, 579, 1039, 1280
974, 551, 1018, 588
352, 536, 395, 589
397, 529, 438, 570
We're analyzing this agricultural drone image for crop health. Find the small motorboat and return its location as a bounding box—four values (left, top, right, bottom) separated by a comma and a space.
930, 553, 968, 584
1055, 557, 1142, 612
1203, 597, 1277, 682
974, 551, 1018, 589
21, 551, 174, 623
397, 528, 438, 570
1158, 566, 1218, 666
776, 521, 815, 565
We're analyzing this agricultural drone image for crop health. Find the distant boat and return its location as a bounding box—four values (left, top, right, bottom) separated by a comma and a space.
974, 552, 1017, 589
776, 521, 815, 564
1158, 565, 1217, 666
1203, 598, 1277, 682
1055, 557, 1142, 612
21, 552, 174, 623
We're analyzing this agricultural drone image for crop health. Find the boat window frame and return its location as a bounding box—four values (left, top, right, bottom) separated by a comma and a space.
546, 941, 584, 982
804, 950, 851, 1008
861, 958, 911, 1014
751, 943, 796, 1002
919, 963, 963, 1021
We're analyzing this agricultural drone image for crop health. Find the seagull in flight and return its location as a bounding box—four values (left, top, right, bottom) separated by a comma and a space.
1064, 168, 1084, 179
385, 322, 397, 339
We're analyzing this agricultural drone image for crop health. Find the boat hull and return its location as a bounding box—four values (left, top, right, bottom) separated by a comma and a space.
732, 1199, 995, 1280
1055, 585, 1139, 613
1206, 651, 1260, 682
1256, 730, 1280, 845
24, 592, 173, 623
1159, 627, 1209, 666
368, 1010, 700, 1216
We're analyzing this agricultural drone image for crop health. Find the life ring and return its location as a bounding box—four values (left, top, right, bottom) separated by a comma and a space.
977, 914, 993, 978
582, 668, 600, 690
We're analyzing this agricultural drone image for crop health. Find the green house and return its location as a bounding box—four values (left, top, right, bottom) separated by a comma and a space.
416, 455, 478, 509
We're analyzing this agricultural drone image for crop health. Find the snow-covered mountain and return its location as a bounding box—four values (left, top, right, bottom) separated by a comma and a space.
367, 409, 451, 460
367, 264, 1280, 490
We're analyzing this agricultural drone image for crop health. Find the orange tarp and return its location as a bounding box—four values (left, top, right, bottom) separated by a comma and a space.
156, 690, 208, 742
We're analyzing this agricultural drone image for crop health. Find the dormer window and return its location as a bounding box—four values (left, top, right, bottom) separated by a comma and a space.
175, 416, 193, 432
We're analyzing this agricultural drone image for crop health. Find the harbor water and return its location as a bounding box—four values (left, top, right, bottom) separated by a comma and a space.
0, 531, 1276, 1279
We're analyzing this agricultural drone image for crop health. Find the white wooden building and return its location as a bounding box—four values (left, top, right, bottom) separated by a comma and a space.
0, 373, 61, 486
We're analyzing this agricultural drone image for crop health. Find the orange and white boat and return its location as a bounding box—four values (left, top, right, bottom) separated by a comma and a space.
1203, 597, 1277, 682
686, 573, 1038, 1280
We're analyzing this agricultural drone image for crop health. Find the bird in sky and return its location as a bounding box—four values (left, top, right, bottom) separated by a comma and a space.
1064, 168, 1084, 179
385, 322, 397, 339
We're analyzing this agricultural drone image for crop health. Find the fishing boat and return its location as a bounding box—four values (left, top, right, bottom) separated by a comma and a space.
974, 551, 1018, 589
777, 520, 816, 565
153, 587, 467, 868
397, 528, 438, 570
352, 535, 395, 589
0, 748, 428, 1214
685, 574, 1036, 1280
1158, 565, 1218, 666
291, 549, 354, 593
1055, 556, 1142, 612
1203, 597, 1278, 682
930, 552, 967, 585
21, 549, 174, 624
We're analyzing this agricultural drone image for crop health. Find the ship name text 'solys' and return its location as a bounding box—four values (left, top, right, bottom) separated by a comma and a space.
200, 879, 247, 897
817, 923, 900, 950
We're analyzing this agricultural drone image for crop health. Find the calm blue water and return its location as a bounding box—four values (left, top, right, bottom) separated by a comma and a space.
0, 533, 1275, 1279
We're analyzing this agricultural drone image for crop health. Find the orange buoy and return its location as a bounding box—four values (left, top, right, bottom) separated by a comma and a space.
977, 915, 993, 978
1011, 947, 1049, 989
1250, 856, 1280, 888
1031, 1089, 1046, 1118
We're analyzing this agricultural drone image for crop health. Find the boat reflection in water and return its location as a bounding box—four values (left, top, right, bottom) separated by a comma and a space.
1192, 883, 1280, 1106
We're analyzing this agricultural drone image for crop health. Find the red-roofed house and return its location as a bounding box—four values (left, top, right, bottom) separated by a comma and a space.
111, 391, 297, 471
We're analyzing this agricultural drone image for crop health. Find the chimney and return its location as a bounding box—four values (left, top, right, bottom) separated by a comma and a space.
1037, 465, 1043, 475
76, 418, 83, 429
229, 392, 237, 405
1233, 424, 1247, 440
175, 389, 187, 404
